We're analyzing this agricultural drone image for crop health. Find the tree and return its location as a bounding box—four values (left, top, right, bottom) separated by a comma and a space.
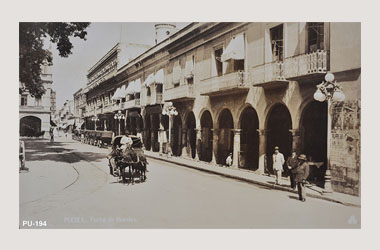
19, 22, 90, 97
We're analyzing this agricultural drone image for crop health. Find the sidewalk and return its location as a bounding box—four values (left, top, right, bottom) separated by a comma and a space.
145, 151, 361, 208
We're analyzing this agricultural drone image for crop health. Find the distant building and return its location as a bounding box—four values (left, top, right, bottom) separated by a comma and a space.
73, 88, 86, 130
50, 90, 56, 114
57, 100, 75, 132
19, 63, 53, 138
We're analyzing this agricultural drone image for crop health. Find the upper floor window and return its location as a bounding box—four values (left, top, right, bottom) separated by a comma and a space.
20, 95, 27, 106
35, 97, 42, 106
270, 24, 284, 62
147, 86, 151, 96
156, 84, 163, 94
214, 47, 223, 76
307, 22, 324, 52
222, 33, 245, 73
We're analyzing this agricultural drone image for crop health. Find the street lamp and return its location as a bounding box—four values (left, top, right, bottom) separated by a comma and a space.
162, 101, 178, 157
114, 110, 125, 135
313, 72, 345, 193
91, 115, 99, 131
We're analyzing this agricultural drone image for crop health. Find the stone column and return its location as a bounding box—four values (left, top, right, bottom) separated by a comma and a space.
150, 115, 155, 152
195, 128, 202, 161
211, 129, 219, 164
289, 129, 301, 154
257, 129, 268, 174
232, 129, 242, 168
159, 128, 164, 155
181, 128, 188, 157
158, 114, 164, 155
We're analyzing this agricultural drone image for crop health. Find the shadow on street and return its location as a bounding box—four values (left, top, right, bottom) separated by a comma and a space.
24, 140, 107, 164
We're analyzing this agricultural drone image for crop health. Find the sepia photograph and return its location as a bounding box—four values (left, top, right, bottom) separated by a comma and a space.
18, 21, 361, 229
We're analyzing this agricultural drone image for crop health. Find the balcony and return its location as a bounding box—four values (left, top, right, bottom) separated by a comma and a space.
124, 98, 141, 110
103, 104, 113, 114
164, 84, 195, 102
150, 93, 163, 105
112, 102, 120, 112
251, 61, 288, 89
199, 71, 250, 97
284, 50, 329, 81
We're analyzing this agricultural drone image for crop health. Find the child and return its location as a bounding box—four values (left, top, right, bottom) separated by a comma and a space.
226, 153, 233, 167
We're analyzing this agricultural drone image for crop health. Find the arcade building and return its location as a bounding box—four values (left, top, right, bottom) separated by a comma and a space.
80, 22, 361, 196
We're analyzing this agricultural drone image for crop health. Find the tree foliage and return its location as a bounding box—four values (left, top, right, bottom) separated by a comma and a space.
19, 22, 90, 97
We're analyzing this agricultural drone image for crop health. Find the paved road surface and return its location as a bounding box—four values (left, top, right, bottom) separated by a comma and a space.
19, 138, 360, 229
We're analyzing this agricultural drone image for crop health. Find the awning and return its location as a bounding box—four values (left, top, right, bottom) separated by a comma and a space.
126, 79, 141, 95
221, 33, 245, 61
118, 85, 127, 99
111, 85, 127, 100
126, 80, 135, 95
50, 120, 57, 127
76, 121, 84, 128
134, 78, 141, 93
144, 73, 155, 87
111, 87, 121, 100
155, 69, 164, 84
67, 119, 75, 126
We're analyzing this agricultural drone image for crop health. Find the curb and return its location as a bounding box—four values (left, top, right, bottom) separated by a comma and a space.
146, 154, 361, 208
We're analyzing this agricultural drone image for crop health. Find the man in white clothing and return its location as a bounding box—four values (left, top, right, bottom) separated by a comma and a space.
272, 146, 285, 185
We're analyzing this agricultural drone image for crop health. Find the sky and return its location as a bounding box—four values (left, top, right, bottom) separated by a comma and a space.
49, 22, 190, 108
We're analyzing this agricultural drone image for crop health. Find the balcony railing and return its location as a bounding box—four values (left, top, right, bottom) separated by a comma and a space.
164, 84, 195, 101
199, 71, 249, 96
124, 99, 141, 110
150, 93, 163, 105
112, 102, 120, 112
103, 103, 113, 113
284, 50, 329, 80
251, 61, 287, 88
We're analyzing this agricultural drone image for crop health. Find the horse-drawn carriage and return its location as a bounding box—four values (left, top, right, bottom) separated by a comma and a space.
107, 135, 148, 184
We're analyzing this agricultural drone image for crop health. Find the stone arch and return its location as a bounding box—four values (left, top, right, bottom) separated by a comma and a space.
299, 100, 328, 187
217, 108, 234, 164
200, 109, 213, 162
265, 103, 293, 173
20, 116, 42, 137
172, 112, 182, 157
185, 111, 196, 159
239, 106, 260, 170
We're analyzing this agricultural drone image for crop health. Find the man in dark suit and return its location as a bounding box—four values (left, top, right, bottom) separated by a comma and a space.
286, 151, 298, 190
295, 154, 310, 202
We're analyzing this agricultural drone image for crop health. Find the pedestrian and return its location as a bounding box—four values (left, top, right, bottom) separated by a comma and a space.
286, 150, 298, 190
50, 129, 54, 143
272, 146, 285, 185
294, 154, 310, 202
226, 153, 233, 167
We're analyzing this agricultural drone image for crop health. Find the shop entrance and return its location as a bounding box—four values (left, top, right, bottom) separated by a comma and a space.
186, 112, 196, 159
266, 104, 292, 173
200, 110, 213, 162
20, 116, 42, 137
301, 101, 327, 186
217, 109, 234, 165
239, 107, 259, 170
